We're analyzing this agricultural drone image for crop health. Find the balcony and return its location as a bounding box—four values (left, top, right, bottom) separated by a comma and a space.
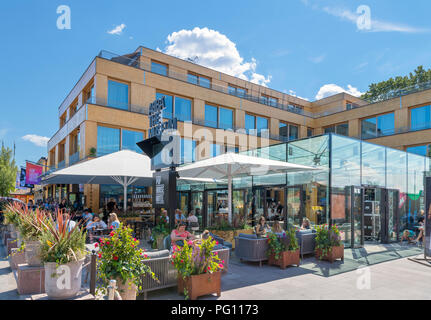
69, 151, 80, 166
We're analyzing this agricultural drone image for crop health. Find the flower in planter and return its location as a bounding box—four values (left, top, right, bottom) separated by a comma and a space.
96, 223, 157, 295
315, 224, 343, 259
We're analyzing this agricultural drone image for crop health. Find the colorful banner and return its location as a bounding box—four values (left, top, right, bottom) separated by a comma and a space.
15, 170, 26, 190
25, 162, 43, 185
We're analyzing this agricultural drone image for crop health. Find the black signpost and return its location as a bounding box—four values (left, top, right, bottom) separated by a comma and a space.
137, 96, 180, 229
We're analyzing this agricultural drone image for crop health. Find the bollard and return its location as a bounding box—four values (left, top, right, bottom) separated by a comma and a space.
90, 250, 97, 295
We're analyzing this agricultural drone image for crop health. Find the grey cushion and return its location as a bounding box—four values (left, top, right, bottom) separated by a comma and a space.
238, 233, 257, 239
298, 229, 313, 235
146, 249, 170, 259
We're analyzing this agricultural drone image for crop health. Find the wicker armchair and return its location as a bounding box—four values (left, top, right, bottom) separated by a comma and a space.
234, 233, 269, 267
140, 250, 177, 300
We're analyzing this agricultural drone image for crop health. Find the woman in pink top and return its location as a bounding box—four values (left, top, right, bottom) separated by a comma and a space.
171, 222, 195, 247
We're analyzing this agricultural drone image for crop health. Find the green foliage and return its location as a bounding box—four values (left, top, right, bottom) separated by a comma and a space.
315, 224, 342, 259
267, 227, 299, 259
0, 145, 18, 197
39, 211, 87, 264
209, 218, 252, 231
4, 206, 21, 226
362, 66, 431, 102
171, 237, 224, 278
89, 147, 97, 157
97, 223, 157, 292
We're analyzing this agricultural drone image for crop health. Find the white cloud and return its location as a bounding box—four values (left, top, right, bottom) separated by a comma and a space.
163, 27, 271, 86
315, 84, 363, 100
309, 54, 326, 64
107, 24, 126, 35
22, 135, 50, 147
0, 128, 8, 139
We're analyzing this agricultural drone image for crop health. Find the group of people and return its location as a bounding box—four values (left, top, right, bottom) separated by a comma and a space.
254, 216, 311, 237
266, 201, 285, 221
171, 208, 201, 232
400, 210, 426, 245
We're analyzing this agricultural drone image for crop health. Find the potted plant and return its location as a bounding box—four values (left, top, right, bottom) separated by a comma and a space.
267, 227, 300, 269
97, 223, 156, 300
208, 219, 253, 250
171, 237, 224, 300
151, 216, 170, 250
315, 224, 344, 263
88, 147, 97, 158
39, 210, 87, 299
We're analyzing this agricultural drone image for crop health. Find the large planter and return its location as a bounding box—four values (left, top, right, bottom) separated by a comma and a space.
315, 245, 344, 263
44, 258, 85, 299
268, 249, 300, 269
24, 240, 42, 266
177, 272, 221, 300
116, 278, 137, 300
210, 229, 253, 249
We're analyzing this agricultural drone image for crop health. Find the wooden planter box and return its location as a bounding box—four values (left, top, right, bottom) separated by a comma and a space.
210, 229, 253, 249
268, 250, 300, 269
315, 245, 344, 263
177, 272, 221, 300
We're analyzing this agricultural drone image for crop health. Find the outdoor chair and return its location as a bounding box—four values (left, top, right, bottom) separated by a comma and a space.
209, 232, 233, 253
296, 229, 317, 260
234, 233, 269, 267
140, 250, 177, 300
213, 247, 230, 273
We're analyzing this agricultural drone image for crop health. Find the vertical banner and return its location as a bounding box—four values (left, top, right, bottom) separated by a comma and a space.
425, 177, 431, 257
25, 162, 43, 186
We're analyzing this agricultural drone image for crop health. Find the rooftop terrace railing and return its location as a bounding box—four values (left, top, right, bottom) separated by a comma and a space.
98, 50, 315, 118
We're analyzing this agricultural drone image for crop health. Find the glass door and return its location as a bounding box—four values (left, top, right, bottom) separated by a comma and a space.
286, 186, 303, 227
345, 186, 364, 248
381, 189, 400, 243
233, 190, 246, 228
363, 188, 382, 242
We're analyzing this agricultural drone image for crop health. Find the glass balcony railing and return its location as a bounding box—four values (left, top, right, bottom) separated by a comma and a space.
69, 152, 80, 165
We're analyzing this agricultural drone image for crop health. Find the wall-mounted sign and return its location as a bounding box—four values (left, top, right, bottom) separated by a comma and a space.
148, 96, 177, 139
25, 162, 43, 185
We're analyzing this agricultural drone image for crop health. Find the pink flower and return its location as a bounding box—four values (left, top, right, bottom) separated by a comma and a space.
219, 264, 223, 268
94, 243, 98, 248
207, 267, 210, 271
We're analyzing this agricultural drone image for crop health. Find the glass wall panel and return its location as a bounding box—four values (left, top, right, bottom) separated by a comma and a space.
108, 80, 129, 110
406, 153, 425, 231
362, 117, 377, 139
97, 126, 120, 156
122, 130, 144, 153
361, 141, 386, 187
175, 97, 192, 122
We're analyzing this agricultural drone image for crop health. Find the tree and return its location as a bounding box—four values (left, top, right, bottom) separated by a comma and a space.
361, 65, 431, 102
0, 144, 18, 197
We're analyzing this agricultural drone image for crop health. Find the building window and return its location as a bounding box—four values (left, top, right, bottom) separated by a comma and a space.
151, 61, 168, 76
279, 122, 299, 141
307, 128, 313, 137
228, 85, 247, 97
97, 126, 120, 157
205, 104, 233, 130
361, 113, 395, 139
107, 80, 129, 110
410, 105, 431, 131
122, 130, 144, 153
245, 114, 256, 134
188, 73, 211, 89
156, 93, 191, 122
181, 139, 196, 164
325, 123, 349, 136
260, 94, 278, 107
407, 144, 431, 157
346, 102, 359, 110
175, 97, 192, 122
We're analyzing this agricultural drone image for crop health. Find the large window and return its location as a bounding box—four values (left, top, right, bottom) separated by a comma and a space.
122, 130, 144, 153
188, 73, 211, 89
361, 113, 394, 139
107, 80, 129, 110
151, 61, 168, 76
261, 95, 278, 107
181, 139, 196, 164
204, 104, 234, 130
279, 122, 299, 141
228, 85, 246, 97
97, 126, 120, 156
155, 93, 191, 121
324, 123, 348, 136
410, 105, 431, 131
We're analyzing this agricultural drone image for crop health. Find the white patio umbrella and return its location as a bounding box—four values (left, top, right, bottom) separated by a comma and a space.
41, 150, 153, 213
177, 152, 317, 223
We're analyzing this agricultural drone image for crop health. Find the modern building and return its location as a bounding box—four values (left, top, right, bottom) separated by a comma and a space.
46, 46, 431, 246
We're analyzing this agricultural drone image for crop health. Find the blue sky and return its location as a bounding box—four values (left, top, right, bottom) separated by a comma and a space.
1, 0, 431, 168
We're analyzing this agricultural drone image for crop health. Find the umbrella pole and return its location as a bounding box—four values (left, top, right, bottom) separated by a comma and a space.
124, 177, 127, 214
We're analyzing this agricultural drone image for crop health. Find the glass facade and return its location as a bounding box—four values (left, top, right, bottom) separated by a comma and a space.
204, 105, 233, 130
107, 80, 129, 110
151, 61, 167, 76
122, 129, 144, 153
177, 133, 429, 249
174, 97, 192, 122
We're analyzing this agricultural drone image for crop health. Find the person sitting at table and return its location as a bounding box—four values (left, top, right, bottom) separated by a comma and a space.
268, 207, 276, 221
272, 217, 283, 234
87, 216, 108, 231
413, 217, 425, 245
171, 222, 196, 247
108, 212, 121, 230
174, 209, 187, 226
301, 218, 311, 230
161, 209, 169, 223
400, 229, 416, 244
255, 216, 270, 238
187, 210, 199, 233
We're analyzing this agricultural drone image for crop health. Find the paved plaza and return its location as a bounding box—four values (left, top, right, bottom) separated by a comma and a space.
3, 240, 429, 300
